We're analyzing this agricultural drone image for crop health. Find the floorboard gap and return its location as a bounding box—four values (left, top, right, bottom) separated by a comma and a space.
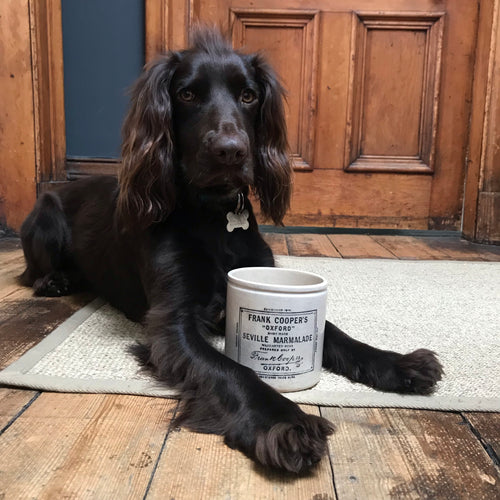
142, 401, 180, 500
320, 406, 340, 500
0, 391, 41, 437
461, 413, 500, 468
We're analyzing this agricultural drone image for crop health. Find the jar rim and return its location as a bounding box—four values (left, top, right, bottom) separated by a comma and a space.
228, 267, 327, 293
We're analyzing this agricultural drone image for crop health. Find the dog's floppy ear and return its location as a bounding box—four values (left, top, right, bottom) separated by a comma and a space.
250, 54, 292, 226
117, 53, 180, 230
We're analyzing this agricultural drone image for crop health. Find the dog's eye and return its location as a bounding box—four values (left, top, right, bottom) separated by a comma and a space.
178, 89, 195, 102
240, 89, 257, 104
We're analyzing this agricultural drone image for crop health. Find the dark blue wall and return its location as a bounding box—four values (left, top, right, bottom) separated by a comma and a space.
62, 0, 145, 159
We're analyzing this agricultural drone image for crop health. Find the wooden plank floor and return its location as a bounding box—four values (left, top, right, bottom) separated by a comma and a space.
0, 234, 499, 499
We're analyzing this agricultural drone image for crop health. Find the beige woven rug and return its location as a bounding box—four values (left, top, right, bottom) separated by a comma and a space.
1, 257, 499, 411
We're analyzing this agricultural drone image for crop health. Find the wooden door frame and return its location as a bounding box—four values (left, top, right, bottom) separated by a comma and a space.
27, 0, 500, 242
462, 0, 500, 244
145, 0, 192, 58
29, 0, 67, 191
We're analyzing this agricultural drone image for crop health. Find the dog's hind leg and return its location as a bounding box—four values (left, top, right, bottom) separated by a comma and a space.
20, 191, 77, 296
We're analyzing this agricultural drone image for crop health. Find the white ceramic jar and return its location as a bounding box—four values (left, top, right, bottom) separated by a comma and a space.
225, 267, 327, 392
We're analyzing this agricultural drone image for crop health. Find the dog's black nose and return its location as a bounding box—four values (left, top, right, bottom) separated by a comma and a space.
211, 135, 248, 165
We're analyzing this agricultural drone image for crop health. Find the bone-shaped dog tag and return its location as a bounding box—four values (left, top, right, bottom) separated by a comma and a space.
226, 209, 249, 232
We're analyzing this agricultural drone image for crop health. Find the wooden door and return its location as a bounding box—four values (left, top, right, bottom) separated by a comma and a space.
189, 0, 479, 230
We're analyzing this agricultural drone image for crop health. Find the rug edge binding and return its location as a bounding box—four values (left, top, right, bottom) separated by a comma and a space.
0, 374, 498, 412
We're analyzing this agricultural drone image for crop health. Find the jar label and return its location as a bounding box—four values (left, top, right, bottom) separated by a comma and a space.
236, 307, 318, 380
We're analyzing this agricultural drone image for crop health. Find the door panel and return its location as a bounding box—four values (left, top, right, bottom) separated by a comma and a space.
345, 12, 444, 174
61, 0, 145, 159
232, 10, 319, 170
197, 1, 478, 229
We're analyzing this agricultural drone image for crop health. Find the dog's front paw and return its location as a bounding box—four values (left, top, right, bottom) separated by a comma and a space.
395, 348, 443, 394
254, 414, 334, 473
224, 407, 334, 474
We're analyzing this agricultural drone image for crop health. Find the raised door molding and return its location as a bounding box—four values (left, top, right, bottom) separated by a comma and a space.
230, 9, 319, 171
344, 11, 445, 174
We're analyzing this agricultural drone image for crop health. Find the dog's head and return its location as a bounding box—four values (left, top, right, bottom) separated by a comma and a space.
118, 28, 291, 229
